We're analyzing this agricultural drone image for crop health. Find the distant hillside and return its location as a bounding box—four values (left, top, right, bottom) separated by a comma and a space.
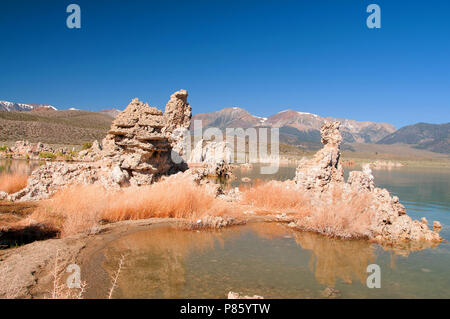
0, 110, 112, 145
378, 122, 450, 153
0, 100, 57, 112
99, 108, 122, 118
191, 107, 396, 149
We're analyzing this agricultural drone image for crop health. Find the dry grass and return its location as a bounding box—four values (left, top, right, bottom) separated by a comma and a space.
240, 180, 309, 213
48, 250, 86, 299
241, 181, 375, 239
0, 172, 28, 194
31, 175, 238, 237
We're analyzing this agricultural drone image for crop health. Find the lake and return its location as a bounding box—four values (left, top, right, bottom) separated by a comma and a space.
84, 164, 450, 298
1, 160, 449, 298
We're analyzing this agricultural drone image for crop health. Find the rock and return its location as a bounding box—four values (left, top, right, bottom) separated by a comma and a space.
291, 120, 441, 243
188, 139, 234, 179
241, 177, 251, 183
101, 93, 191, 186
4, 140, 56, 160
111, 165, 129, 185
10, 90, 193, 201
227, 291, 264, 299
162, 89, 192, 167
421, 217, 428, 225
433, 221, 442, 229
294, 121, 344, 191
163, 89, 191, 137
348, 164, 375, 192
189, 139, 233, 164
322, 287, 340, 298
0, 191, 8, 200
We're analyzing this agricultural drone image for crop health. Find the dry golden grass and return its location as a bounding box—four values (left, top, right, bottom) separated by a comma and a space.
241, 181, 375, 239
0, 172, 28, 194
240, 180, 309, 213
32, 175, 238, 237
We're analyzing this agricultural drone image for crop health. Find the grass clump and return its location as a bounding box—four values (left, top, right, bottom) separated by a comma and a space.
31, 175, 237, 237
39, 152, 56, 160
81, 142, 92, 150
240, 181, 375, 239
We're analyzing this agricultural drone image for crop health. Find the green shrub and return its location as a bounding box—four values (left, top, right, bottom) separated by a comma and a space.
39, 152, 56, 160
81, 142, 93, 150
0, 145, 8, 152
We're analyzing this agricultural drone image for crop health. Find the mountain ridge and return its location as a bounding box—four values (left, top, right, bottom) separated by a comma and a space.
191, 106, 397, 145
377, 122, 450, 154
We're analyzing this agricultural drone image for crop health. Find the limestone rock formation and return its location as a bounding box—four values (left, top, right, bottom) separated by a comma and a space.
189, 139, 233, 164
10, 90, 193, 200
163, 89, 191, 138
162, 90, 192, 165
188, 139, 234, 178
101, 98, 176, 186
292, 121, 441, 243
2, 141, 57, 160
294, 121, 344, 191
8, 162, 118, 201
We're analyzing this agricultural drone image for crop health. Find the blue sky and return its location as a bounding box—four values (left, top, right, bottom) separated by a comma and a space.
0, 0, 449, 128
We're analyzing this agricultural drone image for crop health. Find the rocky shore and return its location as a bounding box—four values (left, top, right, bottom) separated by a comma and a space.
0, 90, 444, 298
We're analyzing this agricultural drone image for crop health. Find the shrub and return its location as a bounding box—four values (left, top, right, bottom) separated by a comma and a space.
240, 181, 375, 239
39, 152, 56, 160
0, 145, 8, 152
81, 142, 92, 150
32, 175, 237, 237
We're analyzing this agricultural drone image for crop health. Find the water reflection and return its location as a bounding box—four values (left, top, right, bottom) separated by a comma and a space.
91, 223, 383, 298
0, 159, 41, 176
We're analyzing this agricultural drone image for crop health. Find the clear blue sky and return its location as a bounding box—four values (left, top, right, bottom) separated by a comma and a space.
0, 0, 449, 128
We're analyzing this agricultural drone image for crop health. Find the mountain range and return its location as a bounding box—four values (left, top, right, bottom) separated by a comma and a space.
0, 101, 57, 112
191, 107, 396, 148
378, 122, 450, 154
0, 100, 448, 154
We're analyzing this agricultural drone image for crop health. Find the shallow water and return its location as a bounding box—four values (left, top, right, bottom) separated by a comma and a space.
2, 160, 449, 298
85, 165, 450, 298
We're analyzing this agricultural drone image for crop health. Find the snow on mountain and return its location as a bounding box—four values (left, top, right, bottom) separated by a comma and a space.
0, 100, 58, 112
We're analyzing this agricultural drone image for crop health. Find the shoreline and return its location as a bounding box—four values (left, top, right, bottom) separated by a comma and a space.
0, 215, 443, 299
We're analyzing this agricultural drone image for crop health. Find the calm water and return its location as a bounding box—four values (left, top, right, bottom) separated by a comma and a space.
85, 164, 450, 298
1, 160, 449, 298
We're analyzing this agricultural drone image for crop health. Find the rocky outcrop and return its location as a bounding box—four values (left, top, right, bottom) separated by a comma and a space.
189, 139, 233, 164
292, 121, 441, 243
10, 90, 193, 200
1, 141, 55, 160
101, 98, 175, 186
294, 121, 344, 191
163, 90, 192, 168
8, 162, 119, 201
188, 139, 234, 178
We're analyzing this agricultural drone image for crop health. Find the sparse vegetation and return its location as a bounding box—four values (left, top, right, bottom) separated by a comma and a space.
0, 110, 111, 145
240, 181, 375, 239
81, 142, 92, 150
0, 145, 8, 152
31, 175, 238, 237
39, 152, 56, 160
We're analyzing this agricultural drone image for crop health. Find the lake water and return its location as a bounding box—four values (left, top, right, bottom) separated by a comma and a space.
1, 160, 449, 298
83, 164, 450, 298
